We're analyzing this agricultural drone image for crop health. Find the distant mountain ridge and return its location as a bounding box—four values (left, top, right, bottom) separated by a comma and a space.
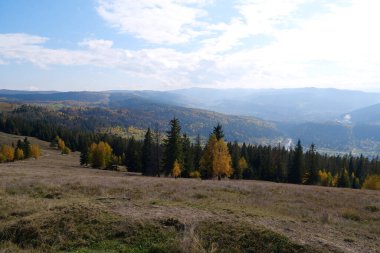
2, 88, 380, 155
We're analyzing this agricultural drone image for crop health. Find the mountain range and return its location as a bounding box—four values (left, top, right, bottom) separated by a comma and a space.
1, 88, 380, 155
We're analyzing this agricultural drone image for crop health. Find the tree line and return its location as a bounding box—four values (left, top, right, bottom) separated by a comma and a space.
0, 137, 41, 162
1, 107, 379, 189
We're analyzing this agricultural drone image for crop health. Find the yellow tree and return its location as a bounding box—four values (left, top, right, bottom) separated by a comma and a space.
172, 159, 181, 178
14, 148, 24, 160
200, 134, 233, 180
200, 134, 218, 179
30, 144, 41, 159
235, 157, 248, 179
89, 141, 113, 168
1, 144, 14, 162
212, 139, 233, 180
57, 137, 65, 151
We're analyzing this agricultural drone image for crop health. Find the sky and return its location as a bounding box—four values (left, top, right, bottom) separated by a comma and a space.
0, 0, 380, 91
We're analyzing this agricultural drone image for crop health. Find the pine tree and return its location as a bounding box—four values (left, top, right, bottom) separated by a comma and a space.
305, 143, 318, 184
153, 123, 161, 177
288, 140, 304, 184
125, 137, 142, 172
193, 134, 202, 171
230, 141, 241, 179
337, 168, 350, 188
182, 134, 193, 177
80, 145, 89, 166
22, 137, 31, 158
213, 123, 225, 140
142, 128, 154, 175
162, 118, 183, 176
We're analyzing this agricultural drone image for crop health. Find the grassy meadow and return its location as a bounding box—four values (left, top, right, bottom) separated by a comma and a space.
0, 132, 379, 252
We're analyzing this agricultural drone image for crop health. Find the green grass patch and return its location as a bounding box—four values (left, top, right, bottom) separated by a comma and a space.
195, 221, 318, 253
342, 211, 361, 221
0, 202, 182, 252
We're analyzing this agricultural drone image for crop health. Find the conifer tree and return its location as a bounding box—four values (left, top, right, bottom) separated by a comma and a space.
229, 141, 242, 179
305, 143, 318, 184
162, 118, 183, 176
153, 123, 161, 177
337, 168, 350, 188
125, 137, 142, 172
213, 123, 224, 140
80, 145, 89, 166
22, 137, 31, 158
142, 128, 154, 175
288, 140, 304, 184
193, 134, 202, 171
181, 134, 193, 177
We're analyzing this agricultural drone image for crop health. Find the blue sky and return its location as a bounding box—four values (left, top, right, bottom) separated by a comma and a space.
0, 0, 379, 91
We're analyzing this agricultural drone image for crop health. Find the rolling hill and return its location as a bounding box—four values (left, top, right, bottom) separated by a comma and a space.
3, 88, 380, 154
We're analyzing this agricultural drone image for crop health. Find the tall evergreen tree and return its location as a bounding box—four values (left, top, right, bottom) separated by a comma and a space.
142, 128, 154, 175
153, 123, 161, 177
181, 134, 194, 177
213, 123, 224, 140
288, 140, 304, 184
305, 143, 318, 184
193, 134, 202, 171
229, 141, 241, 179
80, 145, 89, 166
162, 118, 183, 176
125, 137, 142, 172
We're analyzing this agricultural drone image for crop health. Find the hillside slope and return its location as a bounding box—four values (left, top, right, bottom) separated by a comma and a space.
0, 132, 379, 252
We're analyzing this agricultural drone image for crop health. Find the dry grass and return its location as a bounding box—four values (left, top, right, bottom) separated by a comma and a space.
0, 132, 380, 252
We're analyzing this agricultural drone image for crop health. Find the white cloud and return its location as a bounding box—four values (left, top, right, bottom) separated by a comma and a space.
1, 0, 380, 91
79, 39, 114, 50
96, 0, 211, 44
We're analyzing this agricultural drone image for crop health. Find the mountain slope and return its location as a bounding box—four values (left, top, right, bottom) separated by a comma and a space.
346, 103, 380, 125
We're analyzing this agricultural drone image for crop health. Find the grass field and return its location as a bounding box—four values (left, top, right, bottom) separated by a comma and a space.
0, 132, 379, 252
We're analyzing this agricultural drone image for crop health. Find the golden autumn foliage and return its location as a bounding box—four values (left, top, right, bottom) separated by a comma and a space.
62, 146, 71, 155
14, 148, 24, 160
362, 175, 380, 190
172, 159, 181, 178
89, 141, 113, 168
200, 134, 233, 180
30, 144, 41, 159
318, 170, 334, 187
189, 171, 201, 178
57, 137, 65, 151
1, 144, 14, 162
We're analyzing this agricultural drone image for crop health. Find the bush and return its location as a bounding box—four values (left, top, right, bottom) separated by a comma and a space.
14, 148, 24, 160
189, 171, 201, 178
362, 174, 380, 190
30, 144, 41, 159
62, 146, 71, 155
1, 144, 15, 162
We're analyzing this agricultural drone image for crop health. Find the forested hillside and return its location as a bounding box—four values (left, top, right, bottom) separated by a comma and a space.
3, 88, 380, 155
